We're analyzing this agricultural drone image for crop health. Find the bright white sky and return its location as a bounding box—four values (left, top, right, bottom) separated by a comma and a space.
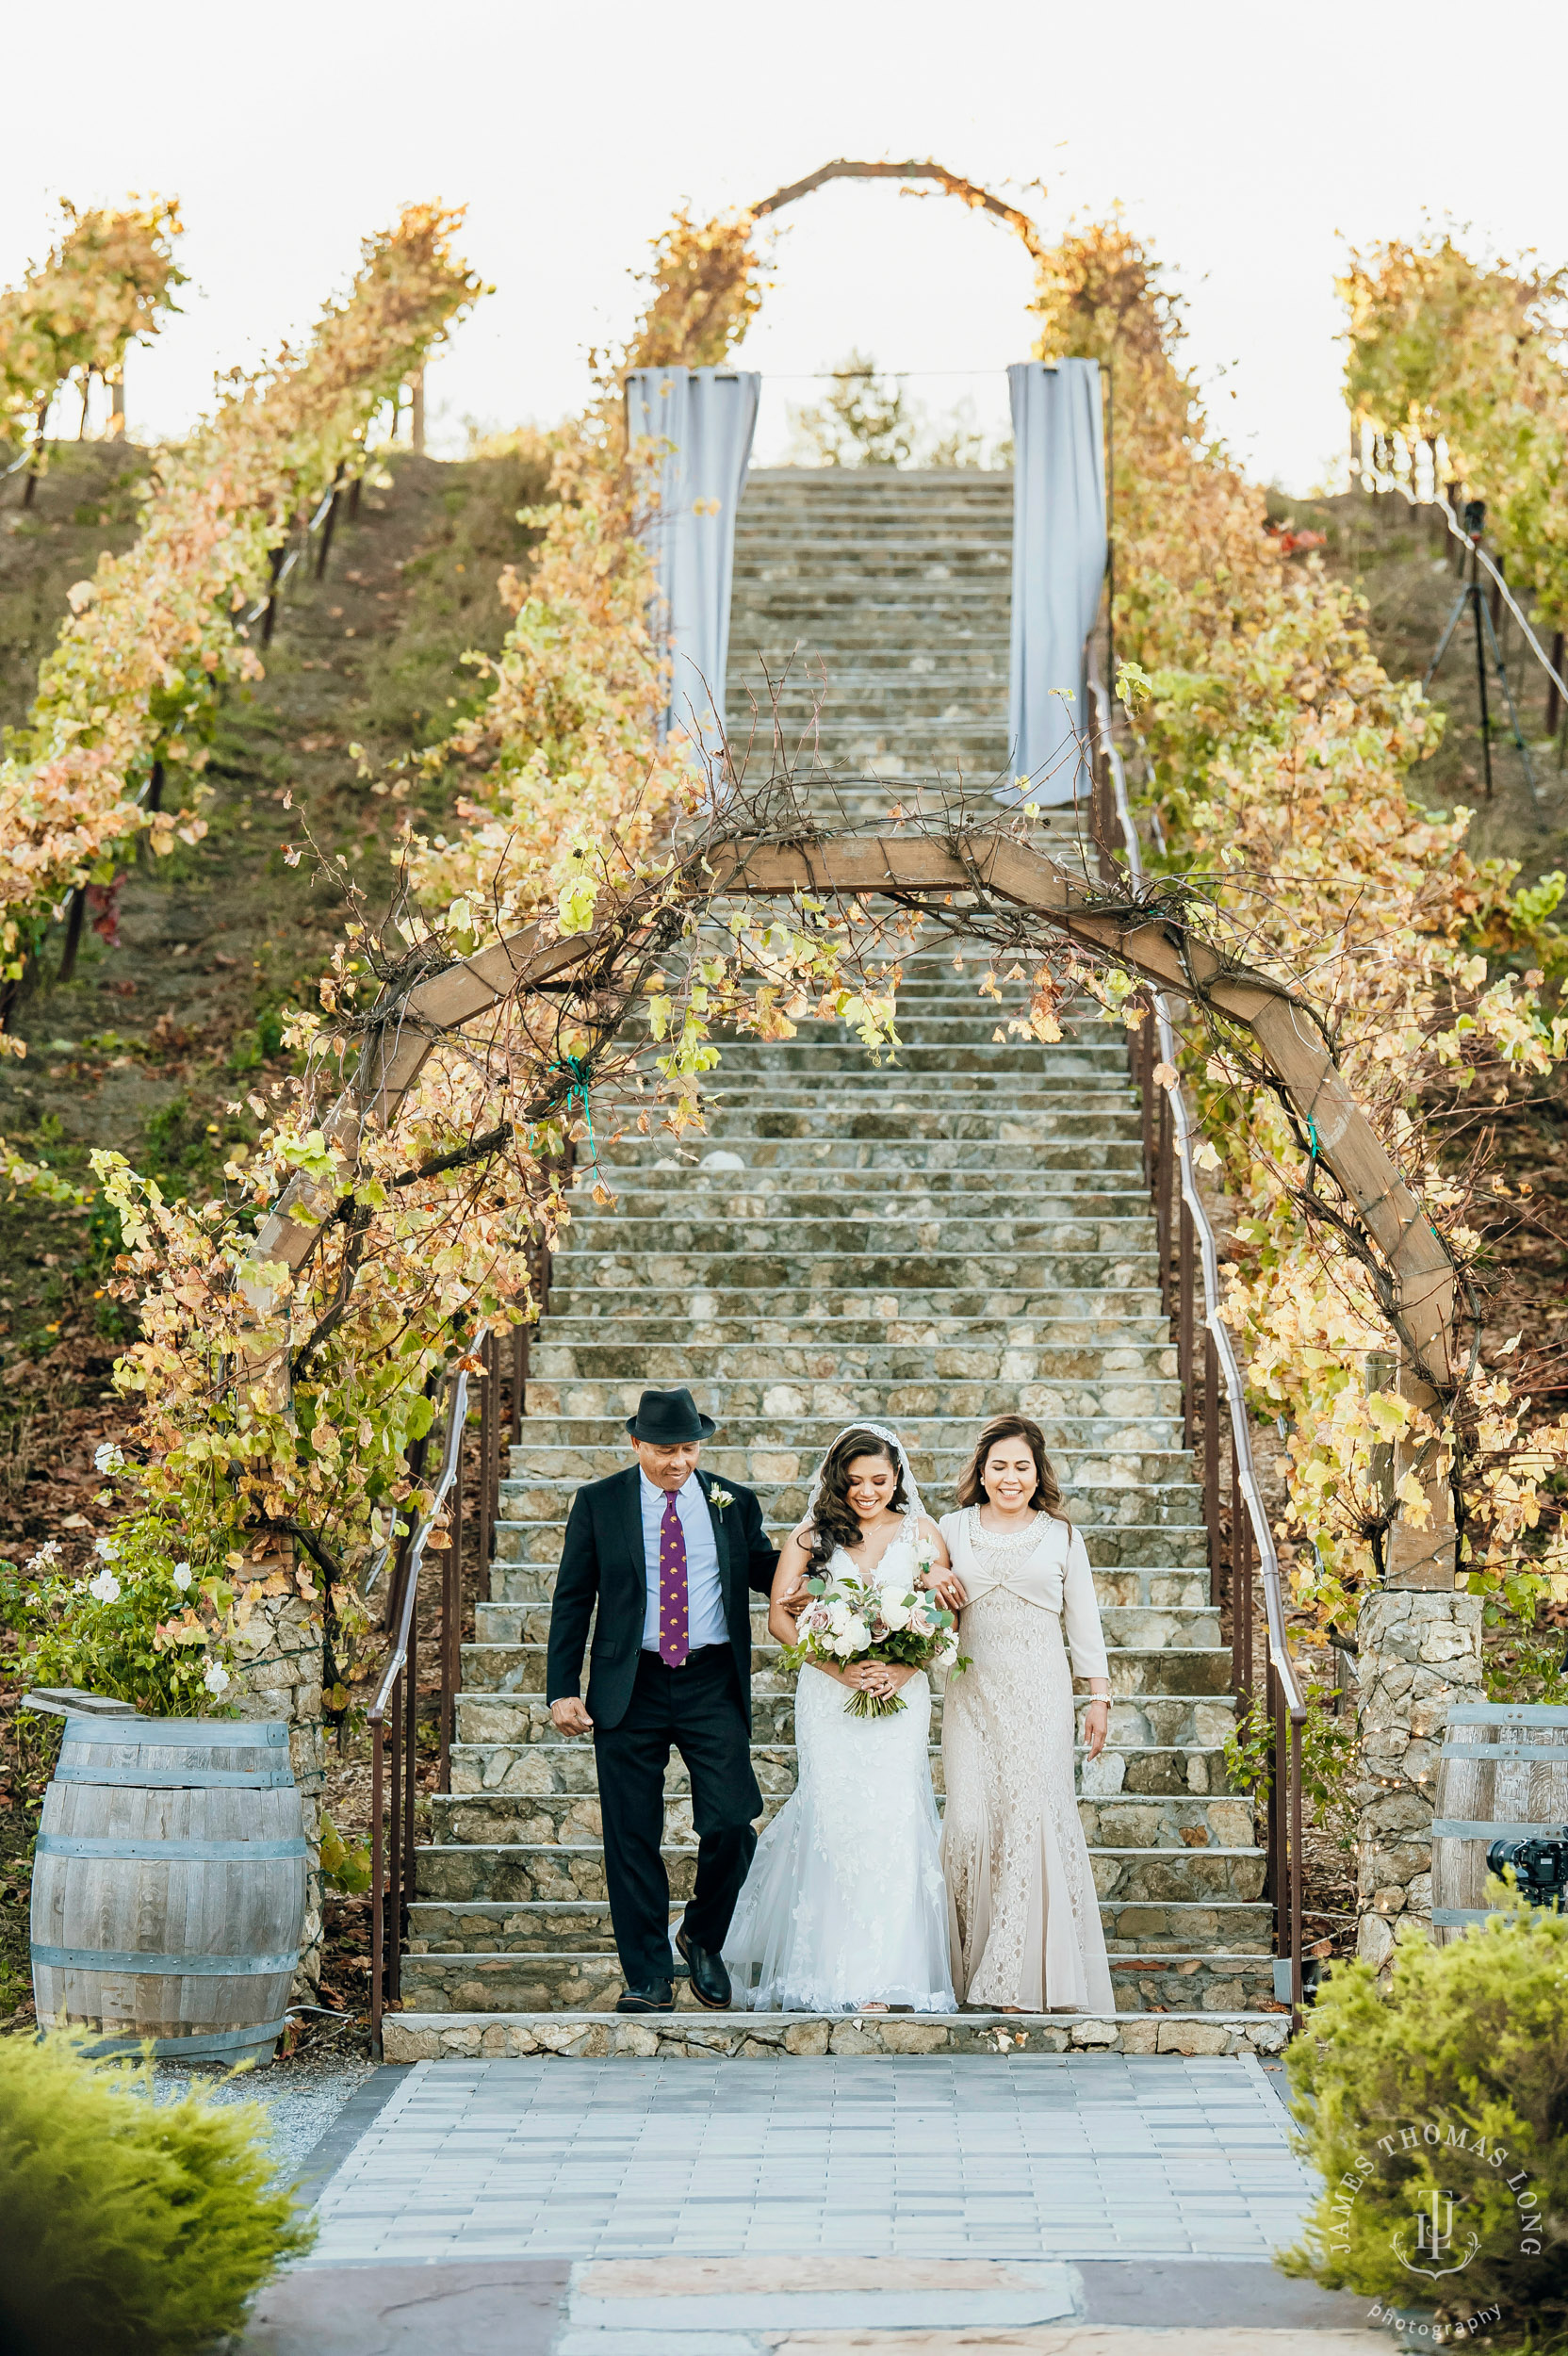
5, 0, 1566, 492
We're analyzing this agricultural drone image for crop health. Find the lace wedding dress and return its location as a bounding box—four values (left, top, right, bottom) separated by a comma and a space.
939, 1506, 1115, 2013
723, 1528, 956, 2013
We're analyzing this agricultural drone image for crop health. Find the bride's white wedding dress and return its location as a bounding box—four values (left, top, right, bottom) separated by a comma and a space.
723, 1529, 956, 2013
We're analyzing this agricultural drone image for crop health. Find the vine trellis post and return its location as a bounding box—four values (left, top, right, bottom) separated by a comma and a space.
225, 808, 1477, 2002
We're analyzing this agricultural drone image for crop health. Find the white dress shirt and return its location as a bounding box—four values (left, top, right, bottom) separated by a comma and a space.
640, 1469, 727, 1653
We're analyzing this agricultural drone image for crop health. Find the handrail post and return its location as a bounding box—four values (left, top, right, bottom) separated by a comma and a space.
400, 1599, 417, 2001
362, 1369, 474, 2052
386, 1663, 402, 2007
1137, 1003, 1155, 1193
1268, 1654, 1285, 1910
1177, 1193, 1195, 1448
1289, 1710, 1305, 2027
1154, 1090, 1172, 1318
369, 1713, 386, 2056
1202, 1328, 1219, 1598
477, 1333, 495, 1602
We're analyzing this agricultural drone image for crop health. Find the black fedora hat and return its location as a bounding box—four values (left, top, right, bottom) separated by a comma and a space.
626, 1386, 716, 1443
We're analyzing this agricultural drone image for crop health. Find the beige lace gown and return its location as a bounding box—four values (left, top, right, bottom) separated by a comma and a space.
939, 1507, 1115, 2013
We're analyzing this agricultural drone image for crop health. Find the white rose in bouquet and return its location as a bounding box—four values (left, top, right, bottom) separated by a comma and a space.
877, 1588, 912, 1633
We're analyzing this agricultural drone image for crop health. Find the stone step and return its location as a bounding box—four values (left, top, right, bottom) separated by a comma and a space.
499, 1451, 1196, 1500
606, 1108, 1144, 1142
486, 1559, 1214, 1613
495, 1504, 1208, 1558
506, 1410, 1184, 1459
579, 1178, 1153, 1214
382, 2009, 1292, 2062
471, 1598, 1221, 1647
544, 1288, 1170, 1326
528, 1340, 1179, 1383
415, 1840, 1266, 1908
441, 1744, 1250, 1842
452, 1693, 1232, 1773
405, 1896, 1273, 1962
562, 1215, 1158, 1256
396, 1948, 1277, 2019
530, 1318, 1178, 1357
455, 1642, 1232, 1702
521, 1376, 1184, 1421
552, 1252, 1162, 1292
498, 1486, 1200, 1541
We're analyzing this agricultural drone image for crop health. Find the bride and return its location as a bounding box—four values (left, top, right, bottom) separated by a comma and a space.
724, 1424, 960, 2013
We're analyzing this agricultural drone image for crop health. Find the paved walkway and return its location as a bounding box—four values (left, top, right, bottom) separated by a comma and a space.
240, 2054, 1395, 2351
305, 2053, 1312, 2265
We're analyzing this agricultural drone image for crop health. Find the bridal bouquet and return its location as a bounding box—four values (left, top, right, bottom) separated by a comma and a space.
784, 1534, 963, 1718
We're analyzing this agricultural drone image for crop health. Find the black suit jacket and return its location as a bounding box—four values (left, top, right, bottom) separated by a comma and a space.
546, 1466, 778, 1731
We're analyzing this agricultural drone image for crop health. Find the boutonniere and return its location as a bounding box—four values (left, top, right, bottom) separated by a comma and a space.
707, 1484, 735, 1511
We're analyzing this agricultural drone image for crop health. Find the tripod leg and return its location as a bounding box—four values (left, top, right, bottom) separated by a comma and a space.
1423, 590, 1470, 690
1472, 585, 1494, 799
1479, 596, 1539, 805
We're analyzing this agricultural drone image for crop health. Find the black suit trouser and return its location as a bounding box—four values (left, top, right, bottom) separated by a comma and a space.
594, 1644, 762, 1990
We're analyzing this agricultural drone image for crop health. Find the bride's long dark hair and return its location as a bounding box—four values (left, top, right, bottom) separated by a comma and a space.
806, 1428, 907, 1569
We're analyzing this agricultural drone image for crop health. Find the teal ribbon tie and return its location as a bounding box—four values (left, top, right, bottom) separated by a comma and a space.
550, 1054, 598, 1178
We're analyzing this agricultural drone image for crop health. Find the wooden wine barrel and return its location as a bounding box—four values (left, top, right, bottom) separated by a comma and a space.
1431, 1702, 1568, 1941
30, 1714, 305, 2063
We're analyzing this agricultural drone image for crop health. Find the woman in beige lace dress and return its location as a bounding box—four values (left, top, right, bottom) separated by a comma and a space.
933, 1415, 1114, 2013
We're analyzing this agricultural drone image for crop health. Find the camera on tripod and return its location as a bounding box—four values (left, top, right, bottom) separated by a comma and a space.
1488, 1830, 1568, 1912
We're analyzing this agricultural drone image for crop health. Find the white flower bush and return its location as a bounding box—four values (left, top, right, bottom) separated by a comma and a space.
202, 1660, 231, 1696
92, 1442, 126, 1475
86, 1568, 122, 1604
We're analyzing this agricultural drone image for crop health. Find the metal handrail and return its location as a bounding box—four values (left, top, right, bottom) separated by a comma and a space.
1089, 663, 1307, 2021
368, 1355, 476, 2053
1090, 667, 1305, 1718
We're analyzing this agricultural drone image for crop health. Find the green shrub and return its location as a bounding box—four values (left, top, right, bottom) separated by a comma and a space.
1282, 1889, 1568, 2344
0, 2032, 314, 2354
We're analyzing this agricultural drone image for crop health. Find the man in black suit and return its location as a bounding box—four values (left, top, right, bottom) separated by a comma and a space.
546, 1387, 778, 2013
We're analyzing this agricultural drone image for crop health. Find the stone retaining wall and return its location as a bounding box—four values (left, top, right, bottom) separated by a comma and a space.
384, 2009, 1292, 2061
1353, 1586, 1483, 1969
232, 1585, 325, 1991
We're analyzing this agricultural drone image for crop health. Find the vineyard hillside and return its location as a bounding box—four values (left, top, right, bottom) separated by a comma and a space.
0, 438, 547, 2009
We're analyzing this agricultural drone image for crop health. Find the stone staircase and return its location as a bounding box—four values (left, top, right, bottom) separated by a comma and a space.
384, 467, 1284, 2063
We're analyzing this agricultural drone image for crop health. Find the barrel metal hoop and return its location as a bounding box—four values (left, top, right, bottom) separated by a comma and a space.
64, 1719, 288, 1746
77, 2018, 291, 2060
1446, 1704, 1568, 1726
32, 1943, 301, 1976
52, 1765, 298, 1789
35, 1834, 307, 1861
1430, 1906, 1497, 1926
1440, 1742, 1568, 1759
1430, 1818, 1568, 1840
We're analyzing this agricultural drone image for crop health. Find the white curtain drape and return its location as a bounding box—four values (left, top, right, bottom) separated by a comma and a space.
625, 366, 760, 767
1004, 359, 1106, 807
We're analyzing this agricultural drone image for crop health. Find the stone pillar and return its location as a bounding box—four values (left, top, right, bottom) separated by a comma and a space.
1352, 1360, 1482, 1968
231, 1584, 325, 1993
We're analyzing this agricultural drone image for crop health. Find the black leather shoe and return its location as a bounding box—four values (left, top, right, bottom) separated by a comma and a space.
615, 1981, 674, 2013
677, 1926, 732, 2010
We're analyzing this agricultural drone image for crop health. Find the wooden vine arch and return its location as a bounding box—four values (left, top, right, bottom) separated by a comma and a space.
245, 827, 1460, 1587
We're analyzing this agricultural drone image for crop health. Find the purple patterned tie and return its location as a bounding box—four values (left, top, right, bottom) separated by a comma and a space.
659, 1490, 690, 1668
